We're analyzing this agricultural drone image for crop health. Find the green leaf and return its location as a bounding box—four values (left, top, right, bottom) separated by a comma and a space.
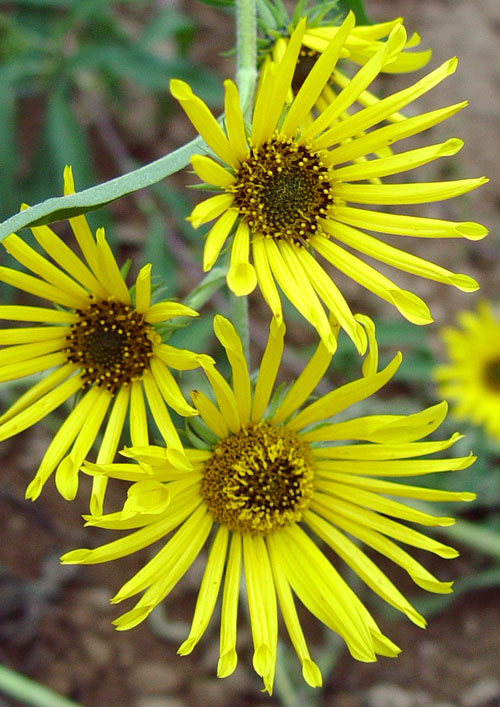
0, 78, 18, 219
337, 0, 371, 24
140, 9, 196, 53
195, 0, 234, 6
0, 135, 205, 242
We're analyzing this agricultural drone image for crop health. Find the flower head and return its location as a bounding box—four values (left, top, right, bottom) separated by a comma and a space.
0, 167, 212, 513
62, 314, 475, 692
272, 16, 432, 112
435, 300, 500, 440
171, 15, 487, 353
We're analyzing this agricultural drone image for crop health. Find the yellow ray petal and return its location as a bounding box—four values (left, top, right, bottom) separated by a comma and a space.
95, 228, 131, 303
150, 357, 198, 417
60, 510, 195, 564
272, 336, 333, 425
223, 79, 248, 162
190, 389, 229, 439
326, 510, 454, 593
314, 454, 475, 478
305, 510, 426, 627
292, 246, 365, 353
134, 263, 152, 314
0, 265, 88, 309
266, 536, 323, 687
227, 221, 257, 296
333, 138, 463, 182
312, 234, 432, 325
0, 374, 81, 442
243, 535, 278, 694
334, 177, 488, 205
55, 387, 112, 500
330, 220, 479, 292
130, 380, 149, 447
142, 372, 191, 468
303, 24, 407, 143
204, 210, 239, 271
287, 353, 401, 431
251, 318, 286, 422
24, 385, 103, 501
252, 237, 283, 323
214, 315, 251, 424
3, 234, 90, 303
170, 79, 239, 169
189, 193, 235, 228
314, 57, 460, 150
0, 305, 77, 323
0, 351, 67, 384
91, 384, 131, 515
154, 343, 212, 371
217, 533, 242, 679
202, 363, 241, 434
275, 525, 378, 662
0, 337, 66, 367
265, 239, 335, 350
252, 18, 306, 146
328, 102, 467, 165
191, 154, 235, 187
146, 301, 198, 324
334, 205, 488, 240
29, 221, 107, 298
0, 325, 70, 346
313, 432, 463, 461
282, 13, 356, 137
0, 362, 74, 425
178, 525, 229, 655
314, 480, 456, 527
64, 165, 102, 276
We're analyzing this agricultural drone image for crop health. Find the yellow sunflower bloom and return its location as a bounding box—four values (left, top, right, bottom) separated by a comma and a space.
273, 16, 432, 117
62, 314, 474, 692
0, 166, 212, 513
171, 15, 487, 354
435, 300, 500, 441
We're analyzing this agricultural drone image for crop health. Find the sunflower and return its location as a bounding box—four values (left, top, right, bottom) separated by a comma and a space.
435, 300, 500, 441
62, 314, 474, 692
272, 16, 432, 115
0, 166, 212, 513
171, 15, 487, 354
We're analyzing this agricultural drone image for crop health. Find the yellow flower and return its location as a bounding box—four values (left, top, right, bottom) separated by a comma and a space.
435, 300, 500, 440
171, 15, 487, 354
273, 16, 432, 114
0, 166, 212, 513
62, 314, 474, 692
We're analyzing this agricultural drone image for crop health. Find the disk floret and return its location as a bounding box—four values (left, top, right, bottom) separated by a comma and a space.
201, 421, 314, 535
65, 298, 156, 393
231, 135, 335, 244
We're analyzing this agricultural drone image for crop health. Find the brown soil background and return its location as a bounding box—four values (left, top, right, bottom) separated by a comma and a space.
1, 1, 500, 706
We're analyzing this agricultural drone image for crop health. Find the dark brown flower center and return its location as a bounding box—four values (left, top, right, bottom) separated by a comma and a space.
65, 298, 155, 393
483, 357, 500, 392
292, 47, 321, 93
201, 421, 314, 535
231, 135, 334, 245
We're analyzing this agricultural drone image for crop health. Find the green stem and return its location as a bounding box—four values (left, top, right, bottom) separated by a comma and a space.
0, 665, 84, 707
230, 291, 250, 363
235, 0, 257, 119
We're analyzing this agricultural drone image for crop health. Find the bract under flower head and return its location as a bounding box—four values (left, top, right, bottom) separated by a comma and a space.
435, 300, 500, 440
62, 314, 475, 692
171, 14, 487, 353
0, 167, 213, 513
